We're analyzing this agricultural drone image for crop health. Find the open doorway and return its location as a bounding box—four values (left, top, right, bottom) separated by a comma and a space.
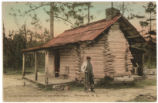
54, 51, 60, 77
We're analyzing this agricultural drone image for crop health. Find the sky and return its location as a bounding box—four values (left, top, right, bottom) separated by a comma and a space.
2, 2, 156, 37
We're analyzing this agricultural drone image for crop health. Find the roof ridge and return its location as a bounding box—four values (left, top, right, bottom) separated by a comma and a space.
57, 27, 106, 38
64, 18, 107, 32
48, 16, 121, 40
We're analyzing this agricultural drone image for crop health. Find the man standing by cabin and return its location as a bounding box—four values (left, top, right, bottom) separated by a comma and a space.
81, 56, 94, 92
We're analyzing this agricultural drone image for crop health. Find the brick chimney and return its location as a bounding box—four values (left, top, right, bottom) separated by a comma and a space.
106, 8, 120, 20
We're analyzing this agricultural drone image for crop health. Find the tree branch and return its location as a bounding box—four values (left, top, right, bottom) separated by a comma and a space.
54, 15, 73, 25
24, 3, 49, 16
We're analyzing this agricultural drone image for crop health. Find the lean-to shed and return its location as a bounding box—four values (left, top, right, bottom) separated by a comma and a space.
22, 8, 145, 83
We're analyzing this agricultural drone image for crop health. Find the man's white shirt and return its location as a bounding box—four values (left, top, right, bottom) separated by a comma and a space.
81, 61, 87, 72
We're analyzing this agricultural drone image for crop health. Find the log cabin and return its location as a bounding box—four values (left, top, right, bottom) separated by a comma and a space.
22, 8, 145, 85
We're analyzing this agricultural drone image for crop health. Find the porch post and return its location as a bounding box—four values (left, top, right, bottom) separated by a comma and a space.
142, 53, 145, 75
35, 52, 38, 81
22, 53, 25, 78
45, 50, 48, 85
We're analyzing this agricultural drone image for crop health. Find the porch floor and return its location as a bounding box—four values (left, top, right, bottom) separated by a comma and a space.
24, 73, 74, 86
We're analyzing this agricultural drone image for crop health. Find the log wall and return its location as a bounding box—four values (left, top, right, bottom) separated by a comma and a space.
80, 35, 107, 79
59, 46, 80, 80
107, 22, 133, 77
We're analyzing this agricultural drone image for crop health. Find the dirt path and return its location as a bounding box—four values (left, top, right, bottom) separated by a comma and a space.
3, 75, 156, 102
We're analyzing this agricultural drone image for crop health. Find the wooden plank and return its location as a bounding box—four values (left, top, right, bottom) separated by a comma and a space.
24, 77, 74, 86
23, 77, 45, 86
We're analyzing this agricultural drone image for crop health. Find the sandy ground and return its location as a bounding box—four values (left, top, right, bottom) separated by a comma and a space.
3, 74, 157, 102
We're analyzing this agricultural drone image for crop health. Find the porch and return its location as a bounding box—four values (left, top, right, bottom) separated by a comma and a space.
22, 49, 74, 87
23, 73, 74, 87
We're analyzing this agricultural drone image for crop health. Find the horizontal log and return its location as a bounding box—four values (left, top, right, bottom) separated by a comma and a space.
83, 50, 104, 53
104, 67, 115, 70
108, 46, 127, 49
111, 62, 126, 65
81, 52, 104, 56
94, 74, 105, 78
91, 61, 106, 63
60, 62, 79, 65
92, 66, 106, 69
108, 44, 127, 48
111, 63, 126, 65
104, 68, 114, 71
104, 69, 115, 72
109, 49, 126, 52
84, 46, 105, 50
82, 54, 105, 57
60, 68, 79, 71
82, 53, 105, 56
114, 71, 131, 75
108, 40, 129, 43
60, 56, 79, 59
60, 65, 79, 68
60, 53, 78, 56
108, 39, 127, 43
107, 57, 126, 60
112, 68, 126, 71
92, 70, 105, 74
60, 51, 77, 54
60, 59, 80, 62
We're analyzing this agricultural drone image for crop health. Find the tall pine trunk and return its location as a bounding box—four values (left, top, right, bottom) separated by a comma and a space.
3, 22, 5, 39
50, 2, 54, 38
23, 24, 27, 48
88, 4, 90, 24
149, 11, 152, 32
122, 2, 125, 16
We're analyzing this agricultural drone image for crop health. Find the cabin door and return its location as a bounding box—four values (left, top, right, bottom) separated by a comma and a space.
54, 51, 60, 77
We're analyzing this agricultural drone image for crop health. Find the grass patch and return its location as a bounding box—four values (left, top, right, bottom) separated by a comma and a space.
4, 67, 45, 75
134, 79, 156, 88
35, 82, 84, 91
43, 85, 53, 91
95, 77, 156, 89
66, 77, 156, 91
69, 81, 84, 91
4, 69, 22, 75
130, 94, 157, 102
36, 84, 54, 91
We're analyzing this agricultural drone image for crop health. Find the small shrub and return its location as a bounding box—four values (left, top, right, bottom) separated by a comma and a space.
130, 94, 157, 102
95, 76, 114, 88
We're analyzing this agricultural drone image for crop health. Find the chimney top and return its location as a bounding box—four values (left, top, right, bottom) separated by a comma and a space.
106, 8, 120, 20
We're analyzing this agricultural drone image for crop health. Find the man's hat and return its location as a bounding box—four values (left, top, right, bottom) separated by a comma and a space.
87, 56, 91, 60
